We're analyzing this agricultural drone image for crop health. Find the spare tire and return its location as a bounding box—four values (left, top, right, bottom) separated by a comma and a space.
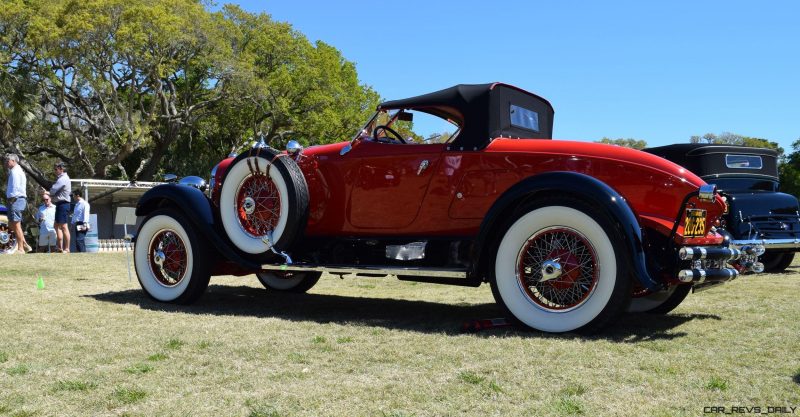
219, 147, 309, 259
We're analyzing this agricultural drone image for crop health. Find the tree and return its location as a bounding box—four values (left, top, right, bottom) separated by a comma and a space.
217, 6, 379, 149
0, 1, 379, 183
688, 132, 783, 155
779, 138, 800, 197
596, 137, 648, 150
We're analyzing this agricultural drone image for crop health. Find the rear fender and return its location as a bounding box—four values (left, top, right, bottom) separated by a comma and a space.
472, 171, 660, 290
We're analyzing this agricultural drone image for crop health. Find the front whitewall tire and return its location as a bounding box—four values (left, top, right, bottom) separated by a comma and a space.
134, 210, 211, 304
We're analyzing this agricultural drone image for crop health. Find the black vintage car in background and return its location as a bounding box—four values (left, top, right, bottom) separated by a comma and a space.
646, 144, 800, 272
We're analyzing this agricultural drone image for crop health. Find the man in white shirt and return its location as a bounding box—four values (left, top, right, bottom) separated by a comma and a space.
4, 153, 32, 254
71, 189, 90, 252
36, 192, 57, 252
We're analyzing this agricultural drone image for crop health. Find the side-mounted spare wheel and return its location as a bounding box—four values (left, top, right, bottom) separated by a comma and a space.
134, 209, 211, 304
219, 148, 309, 260
256, 271, 322, 293
490, 197, 632, 333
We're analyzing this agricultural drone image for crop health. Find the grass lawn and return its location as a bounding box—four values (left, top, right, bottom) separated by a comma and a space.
1, 252, 799, 416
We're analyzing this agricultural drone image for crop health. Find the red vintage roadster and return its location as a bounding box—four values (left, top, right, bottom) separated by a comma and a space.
134, 83, 764, 333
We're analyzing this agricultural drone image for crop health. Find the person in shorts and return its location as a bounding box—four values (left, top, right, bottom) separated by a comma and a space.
50, 162, 71, 253
4, 153, 32, 254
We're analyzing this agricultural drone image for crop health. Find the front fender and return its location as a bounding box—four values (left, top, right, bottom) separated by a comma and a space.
136, 184, 261, 270
472, 171, 660, 290
137, 184, 214, 228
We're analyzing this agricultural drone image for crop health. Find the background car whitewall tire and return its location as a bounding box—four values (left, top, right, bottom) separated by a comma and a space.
627, 285, 691, 314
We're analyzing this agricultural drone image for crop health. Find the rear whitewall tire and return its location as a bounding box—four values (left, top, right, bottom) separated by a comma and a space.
491, 202, 630, 333
134, 210, 211, 304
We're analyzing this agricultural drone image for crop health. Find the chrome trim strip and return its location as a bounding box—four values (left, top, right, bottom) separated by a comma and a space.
260, 264, 468, 278
731, 239, 800, 249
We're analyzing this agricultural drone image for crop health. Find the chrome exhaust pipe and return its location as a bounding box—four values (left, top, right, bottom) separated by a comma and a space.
678, 247, 742, 261
677, 268, 739, 283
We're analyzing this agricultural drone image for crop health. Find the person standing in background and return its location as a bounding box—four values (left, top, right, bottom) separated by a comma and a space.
4, 154, 33, 254
36, 191, 57, 252
71, 189, 90, 253
50, 161, 71, 253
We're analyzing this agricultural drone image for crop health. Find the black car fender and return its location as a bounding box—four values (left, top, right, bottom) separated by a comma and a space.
136, 184, 261, 270
471, 171, 661, 290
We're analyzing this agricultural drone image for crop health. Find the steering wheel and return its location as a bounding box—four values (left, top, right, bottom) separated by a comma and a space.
372, 125, 406, 144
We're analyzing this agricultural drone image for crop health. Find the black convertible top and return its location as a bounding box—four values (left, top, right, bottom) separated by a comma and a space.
644, 144, 779, 179
378, 83, 555, 151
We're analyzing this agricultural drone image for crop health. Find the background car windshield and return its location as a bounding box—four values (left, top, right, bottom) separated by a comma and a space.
711, 178, 778, 192
370, 109, 460, 144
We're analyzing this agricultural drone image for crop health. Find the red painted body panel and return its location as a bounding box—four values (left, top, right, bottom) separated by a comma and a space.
291, 138, 724, 238
211, 157, 235, 204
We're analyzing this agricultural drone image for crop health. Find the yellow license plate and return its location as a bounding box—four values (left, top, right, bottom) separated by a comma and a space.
684, 209, 707, 238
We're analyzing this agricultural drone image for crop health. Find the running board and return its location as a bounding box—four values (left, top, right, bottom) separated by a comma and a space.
260, 263, 474, 285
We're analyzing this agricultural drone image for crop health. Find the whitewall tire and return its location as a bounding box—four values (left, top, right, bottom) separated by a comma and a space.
219, 150, 309, 259
134, 210, 211, 304
491, 200, 630, 333
255, 271, 322, 293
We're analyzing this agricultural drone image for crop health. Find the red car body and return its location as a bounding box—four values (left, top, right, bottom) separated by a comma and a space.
136, 83, 763, 333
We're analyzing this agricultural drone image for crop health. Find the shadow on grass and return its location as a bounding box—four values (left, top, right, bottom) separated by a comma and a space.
794, 372, 800, 385
86, 284, 720, 341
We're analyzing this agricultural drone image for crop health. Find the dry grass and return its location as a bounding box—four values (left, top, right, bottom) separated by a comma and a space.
1, 253, 799, 416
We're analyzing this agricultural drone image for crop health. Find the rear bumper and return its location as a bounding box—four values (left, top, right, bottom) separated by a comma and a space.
731, 238, 800, 250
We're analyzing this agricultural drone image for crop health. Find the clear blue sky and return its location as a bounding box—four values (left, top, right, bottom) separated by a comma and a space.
233, 0, 799, 151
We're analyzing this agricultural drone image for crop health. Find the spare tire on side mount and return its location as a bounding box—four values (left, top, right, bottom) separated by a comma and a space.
219, 146, 309, 262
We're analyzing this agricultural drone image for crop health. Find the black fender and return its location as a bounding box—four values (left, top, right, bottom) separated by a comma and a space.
135, 184, 261, 270
471, 171, 660, 291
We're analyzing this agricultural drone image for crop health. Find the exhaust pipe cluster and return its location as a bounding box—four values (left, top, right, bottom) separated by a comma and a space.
677, 244, 765, 283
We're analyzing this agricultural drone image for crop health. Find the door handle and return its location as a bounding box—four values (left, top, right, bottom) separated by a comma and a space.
417, 160, 430, 176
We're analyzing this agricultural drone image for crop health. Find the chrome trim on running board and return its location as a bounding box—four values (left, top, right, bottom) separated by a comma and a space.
260, 264, 468, 279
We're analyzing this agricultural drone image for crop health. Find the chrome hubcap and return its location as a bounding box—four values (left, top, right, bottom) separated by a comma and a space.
517, 226, 599, 311
540, 259, 563, 282
0, 232, 8, 245
242, 197, 256, 215
153, 250, 166, 267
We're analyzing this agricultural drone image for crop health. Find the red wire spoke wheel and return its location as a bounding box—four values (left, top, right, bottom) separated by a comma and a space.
219, 149, 309, 258
235, 174, 282, 237
148, 230, 188, 287
516, 227, 599, 312
134, 210, 211, 304
491, 200, 631, 333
